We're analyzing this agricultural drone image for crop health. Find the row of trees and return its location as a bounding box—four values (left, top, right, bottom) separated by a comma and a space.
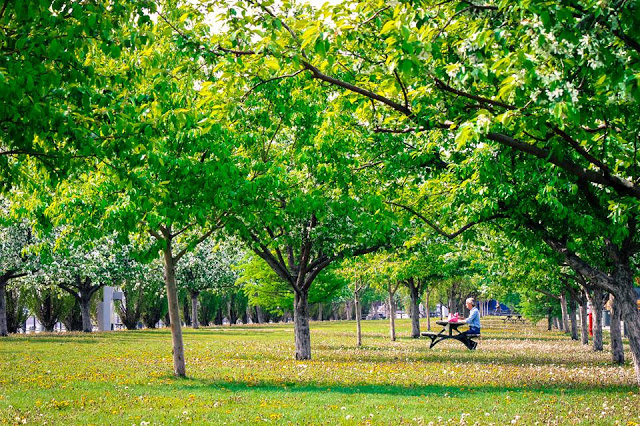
2, 0, 639, 385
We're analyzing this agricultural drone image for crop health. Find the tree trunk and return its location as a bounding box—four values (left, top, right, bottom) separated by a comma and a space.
609, 263, 640, 383
388, 290, 396, 342
317, 303, 323, 321
617, 283, 640, 385
64, 297, 84, 331
0, 280, 7, 336
163, 242, 186, 377
228, 295, 238, 325
80, 296, 92, 332
345, 300, 353, 321
191, 291, 199, 329
609, 293, 624, 364
255, 305, 265, 324
293, 290, 311, 360
590, 288, 604, 351
568, 295, 578, 341
214, 306, 223, 325
580, 297, 589, 344
547, 307, 552, 331
355, 291, 362, 346
560, 293, 570, 333
409, 282, 420, 338
425, 291, 431, 331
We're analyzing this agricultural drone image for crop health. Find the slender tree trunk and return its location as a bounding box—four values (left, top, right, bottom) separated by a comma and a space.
425, 291, 431, 331
388, 289, 396, 341
609, 293, 624, 364
191, 291, 199, 329
317, 303, 323, 321
163, 242, 186, 377
80, 296, 92, 332
409, 283, 420, 338
293, 290, 311, 360
547, 307, 552, 331
0, 279, 7, 336
569, 295, 578, 341
580, 298, 589, 344
355, 291, 362, 346
214, 307, 223, 325
590, 288, 604, 351
560, 293, 570, 333
345, 300, 353, 321
256, 305, 265, 324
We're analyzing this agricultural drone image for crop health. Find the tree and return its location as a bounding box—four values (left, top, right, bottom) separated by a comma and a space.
0, 201, 35, 335
177, 237, 245, 329
24, 286, 67, 332
208, 0, 640, 384
43, 4, 247, 375
0, 0, 154, 191
5, 282, 29, 333
216, 79, 396, 359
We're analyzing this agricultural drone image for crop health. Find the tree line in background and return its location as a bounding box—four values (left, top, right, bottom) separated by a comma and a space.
1, 0, 639, 384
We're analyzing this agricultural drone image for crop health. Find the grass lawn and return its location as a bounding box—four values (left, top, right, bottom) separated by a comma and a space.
1, 318, 639, 425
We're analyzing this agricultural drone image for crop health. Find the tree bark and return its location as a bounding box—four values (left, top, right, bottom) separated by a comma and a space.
407, 279, 421, 338
388, 290, 396, 341
255, 305, 265, 324
589, 288, 604, 351
609, 293, 624, 364
191, 291, 199, 329
568, 295, 578, 341
317, 303, 323, 321
228, 294, 238, 325
425, 290, 431, 331
345, 300, 353, 321
214, 306, 223, 325
163, 241, 186, 377
579, 296, 589, 344
0, 279, 7, 336
355, 291, 362, 346
80, 295, 92, 332
560, 293, 570, 333
617, 282, 640, 384
293, 290, 311, 360
608, 263, 640, 382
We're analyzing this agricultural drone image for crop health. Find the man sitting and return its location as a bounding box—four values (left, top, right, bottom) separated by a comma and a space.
461, 297, 481, 350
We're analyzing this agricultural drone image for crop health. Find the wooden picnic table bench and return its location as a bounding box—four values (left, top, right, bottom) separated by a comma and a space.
421, 320, 479, 350
503, 315, 526, 324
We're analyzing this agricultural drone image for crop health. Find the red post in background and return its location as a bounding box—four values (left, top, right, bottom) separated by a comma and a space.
588, 312, 593, 336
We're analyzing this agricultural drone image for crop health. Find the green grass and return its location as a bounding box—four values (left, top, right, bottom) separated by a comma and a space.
1, 319, 639, 425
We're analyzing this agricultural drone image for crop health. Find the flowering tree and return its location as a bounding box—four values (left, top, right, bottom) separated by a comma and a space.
0, 199, 37, 336
176, 237, 245, 329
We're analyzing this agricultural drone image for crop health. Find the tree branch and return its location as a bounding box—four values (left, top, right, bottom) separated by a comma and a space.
242, 70, 304, 101
487, 132, 640, 199
387, 201, 503, 239
434, 77, 516, 110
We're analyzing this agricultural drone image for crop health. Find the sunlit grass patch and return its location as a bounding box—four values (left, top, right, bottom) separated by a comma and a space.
1, 319, 638, 425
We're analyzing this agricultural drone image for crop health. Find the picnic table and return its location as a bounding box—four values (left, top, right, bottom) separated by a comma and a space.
503, 314, 526, 324
421, 320, 479, 350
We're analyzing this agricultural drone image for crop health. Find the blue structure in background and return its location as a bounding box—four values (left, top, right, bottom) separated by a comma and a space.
488, 300, 510, 315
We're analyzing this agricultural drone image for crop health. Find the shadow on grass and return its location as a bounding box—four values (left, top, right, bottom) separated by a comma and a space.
163, 376, 638, 397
